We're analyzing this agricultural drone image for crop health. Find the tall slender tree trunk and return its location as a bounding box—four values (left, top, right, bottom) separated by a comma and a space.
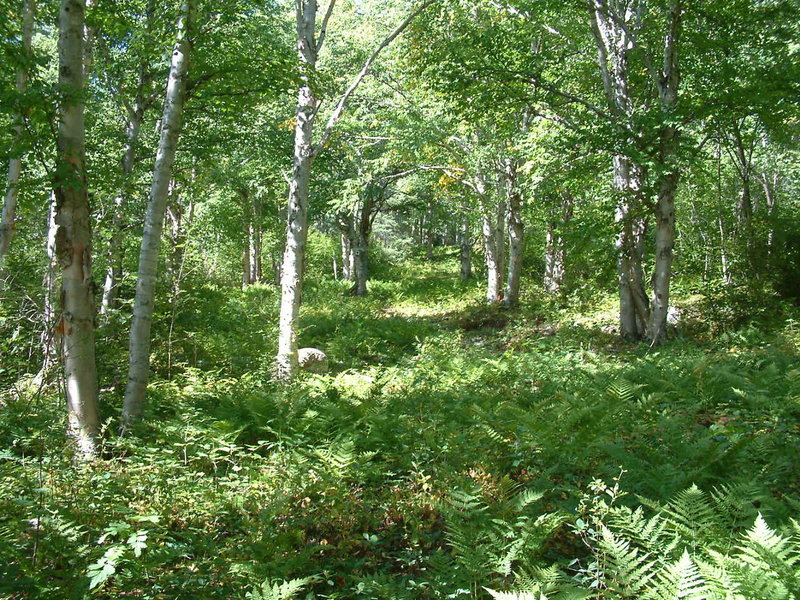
54, 0, 99, 457
36, 193, 60, 384
0, 0, 35, 274
591, 1, 648, 340
276, 0, 318, 381
252, 191, 263, 282
761, 171, 778, 253
241, 188, 253, 287
482, 202, 503, 304
339, 226, 354, 281
100, 1, 155, 313
424, 197, 435, 260
644, 0, 682, 345
100, 110, 143, 313
275, 0, 432, 380
351, 190, 376, 297
122, 0, 195, 430
544, 193, 572, 294
459, 211, 472, 281
503, 160, 524, 308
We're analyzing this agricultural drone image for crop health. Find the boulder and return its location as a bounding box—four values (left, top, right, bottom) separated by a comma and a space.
298, 347, 328, 373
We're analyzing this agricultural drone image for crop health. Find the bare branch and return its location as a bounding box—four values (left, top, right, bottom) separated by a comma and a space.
315, 0, 337, 54
314, 0, 435, 156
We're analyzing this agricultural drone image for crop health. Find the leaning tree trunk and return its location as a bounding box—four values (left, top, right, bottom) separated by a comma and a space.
0, 0, 35, 274
54, 0, 99, 458
100, 107, 144, 313
122, 0, 194, 430
504, 160, 524, 308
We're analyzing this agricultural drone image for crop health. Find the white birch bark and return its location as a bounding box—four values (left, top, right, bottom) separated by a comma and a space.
35, 193, 60, 386
544, 194, 572, 294
54, 0, 99, 458
0, 0, 35, 273
122, 0, 195, 429
99, 1, 156, 313
644, 0, 682, 345
481, 200, 503, 304
276, 0, 432, 380
276, 0, 318, 381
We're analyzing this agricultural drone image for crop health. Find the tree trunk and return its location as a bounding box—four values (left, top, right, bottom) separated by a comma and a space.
614, 158, 649, 340
590, 0, 648, 340
425, 197, 435, 260
276, 0, 318, 381
122, 0, 195, 430
503, 160, 524, 308
252, 191, 263, 282
482, 201, 503, 304
341, 230, 353, 280
99, 2, 155, 313
241, 188, 252, 288
100, 115, 142, 314
644, 0, 682, 345
459, 212, 472, 281
54, 0, 99, 458
544, 194, 572, 294
0, 0, 35, 274
352, 191, 376, 297
36, 193, 60, 385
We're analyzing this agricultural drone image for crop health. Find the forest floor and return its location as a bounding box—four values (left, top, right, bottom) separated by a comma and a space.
3, 254, 800, 599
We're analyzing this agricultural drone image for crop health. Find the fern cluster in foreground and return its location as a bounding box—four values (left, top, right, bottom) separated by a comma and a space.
493, 485, 800, 599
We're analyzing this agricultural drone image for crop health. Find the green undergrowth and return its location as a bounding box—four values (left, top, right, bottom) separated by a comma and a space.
2, 259, 800, 599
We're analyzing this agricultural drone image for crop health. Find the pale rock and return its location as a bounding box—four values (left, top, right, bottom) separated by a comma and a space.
298, 348, 328, 373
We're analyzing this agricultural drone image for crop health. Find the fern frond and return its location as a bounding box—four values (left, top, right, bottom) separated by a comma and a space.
646, 550, 709, 600
599, 525, 657, 597
247, 576, 313, 600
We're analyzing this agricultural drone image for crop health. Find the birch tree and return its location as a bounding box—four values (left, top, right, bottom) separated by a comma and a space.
276, 0, 433, 380
54, 0, 100, 457
0, 0, 35, 274
122, 0, 195, 430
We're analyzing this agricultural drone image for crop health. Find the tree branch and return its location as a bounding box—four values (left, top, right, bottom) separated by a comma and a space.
315, 0, 337, 55
313, 0, 434, 157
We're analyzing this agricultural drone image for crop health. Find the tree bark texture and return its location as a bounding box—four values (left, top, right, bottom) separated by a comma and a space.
503, 160, 524, 308
459, 211, 472, 281
54, 0, 100, 457
544, 194, 573, 294
644, 0, 682, 345
276, 0, 430, 379
0, 0, 35, 273
590, 0, 682, 344
276, 0, 318, 381
123, 0, 195, 429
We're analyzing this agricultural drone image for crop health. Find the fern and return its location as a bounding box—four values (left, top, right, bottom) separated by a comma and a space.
246, 576, 313, 600
646, 550, 710, 600
503, 486, 800, 600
